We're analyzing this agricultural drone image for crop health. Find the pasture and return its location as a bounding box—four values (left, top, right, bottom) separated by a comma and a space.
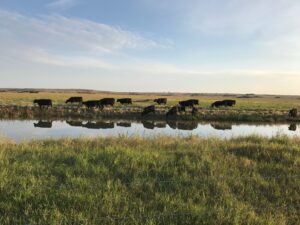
0, 90, 300, 110
0, 135, 299, 225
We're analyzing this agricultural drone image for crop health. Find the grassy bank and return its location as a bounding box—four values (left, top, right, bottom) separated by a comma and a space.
0, 135, 299, 224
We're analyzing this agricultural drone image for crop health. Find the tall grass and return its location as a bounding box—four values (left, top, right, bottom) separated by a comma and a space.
0, 135, 299, 224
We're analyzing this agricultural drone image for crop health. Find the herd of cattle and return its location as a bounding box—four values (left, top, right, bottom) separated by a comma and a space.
32, 97, 298, 118
33, 97, 236, 116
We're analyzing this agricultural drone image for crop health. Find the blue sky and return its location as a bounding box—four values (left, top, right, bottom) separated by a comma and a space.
1, 0, 300, 94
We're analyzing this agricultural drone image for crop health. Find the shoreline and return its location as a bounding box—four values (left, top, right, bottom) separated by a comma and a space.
0, 105, 299, 122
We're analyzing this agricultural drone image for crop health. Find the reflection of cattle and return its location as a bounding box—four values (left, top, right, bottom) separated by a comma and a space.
166, 120, 177, 129
179, 99, 199, 107
211, 123, 232, 130
166, 106, 185, 117
99, 98, 115, 107
82, 100, 100, 109
117, 98, 132, 105
211, 100, 236, 107
154, 98, 167, 105
66, 97, 83, 104
142, 121, 155, 129
117, 122, 132, 127
66, 121, 83, 127
33, 99, 52, 108
141, 105, 155, 116
288, 124, 297, 131
177, 122, 198, 130
155, 122, 167, 128
34, 120, 52, 128
289, 108, 298, 118
83, 121, 114, 129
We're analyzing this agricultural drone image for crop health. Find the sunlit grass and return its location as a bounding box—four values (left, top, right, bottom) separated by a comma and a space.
0, 135, 299, 224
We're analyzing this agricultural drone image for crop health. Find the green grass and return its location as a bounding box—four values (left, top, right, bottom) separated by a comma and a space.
0, 135, 299, 224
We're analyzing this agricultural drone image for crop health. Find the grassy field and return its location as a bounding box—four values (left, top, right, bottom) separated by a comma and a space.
1, 90, 300, 110
0, 135, 299, 224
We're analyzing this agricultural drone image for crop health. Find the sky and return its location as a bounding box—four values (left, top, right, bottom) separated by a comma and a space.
1, 0, 300, 94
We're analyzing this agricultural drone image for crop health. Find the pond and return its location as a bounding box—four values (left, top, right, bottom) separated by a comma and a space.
0, 119, 299, 143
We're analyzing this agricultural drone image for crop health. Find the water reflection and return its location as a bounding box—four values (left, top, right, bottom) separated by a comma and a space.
289, 124, 297, 131
210, 123, 232, 130
116, 122, 132, 128
0, 119, 299, 143
82, 121, 115, 129
34, 120, 53, 128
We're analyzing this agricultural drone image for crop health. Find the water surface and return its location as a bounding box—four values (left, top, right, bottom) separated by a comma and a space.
0, 120, 299, 143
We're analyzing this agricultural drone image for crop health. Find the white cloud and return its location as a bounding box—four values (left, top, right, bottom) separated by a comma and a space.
47, 0, 80, 11
0, 9, 162, 66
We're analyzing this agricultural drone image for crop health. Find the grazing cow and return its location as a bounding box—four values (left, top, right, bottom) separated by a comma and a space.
211, 99, 236, 108
82, 100, 100, 109
141, 105, 155, 116
117, 98, 132, 105
179, 99, 199, 107
34, 120, 52, 128
116, 122, 132, 127
83, 121, 114, 129
210, 123, 232, 130
66, 97, 83, 104
166, 106, 185, 117
142, 121, 155, 129
154, 98, 167, 105
99, 98, 115, 107
33, 99, 52, 108
288, 124, 297, 131
289, 108, 298, 118
66, 120, 83, 127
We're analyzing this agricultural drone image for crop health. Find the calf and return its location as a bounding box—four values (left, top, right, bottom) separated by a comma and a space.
154, 98, 167, 105
289, 108, 298, 118
33, 99, 52, 108
66, 97, 83, 104
117, 98, 132, 104
141, 105, 155, 116
99, 98, 115, 107
166, 106, 185, 117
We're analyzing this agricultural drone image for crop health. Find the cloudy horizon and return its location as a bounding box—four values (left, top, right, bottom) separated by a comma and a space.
1, 0, 300, 95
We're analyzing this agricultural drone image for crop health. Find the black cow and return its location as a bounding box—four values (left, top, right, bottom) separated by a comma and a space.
117, 98, 132, 105
34, 120, 52, 128
166, 106, 185, 117
141, 105, 155, 116
116, 122, 132, 127
179, 99, 199, 107
289, 108, 298, 118
166, 120, 177, 129
99, 98, 115, 107
211, 99, 236, 107
192, 107, 198, 116
288, 124, 297, 131
33, 99, 52, 108
66, 120, 83, 127
154, 98, 167, 105
83, 121, 114, 129
82, 100, 100, 109
66, 97, 83, 104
